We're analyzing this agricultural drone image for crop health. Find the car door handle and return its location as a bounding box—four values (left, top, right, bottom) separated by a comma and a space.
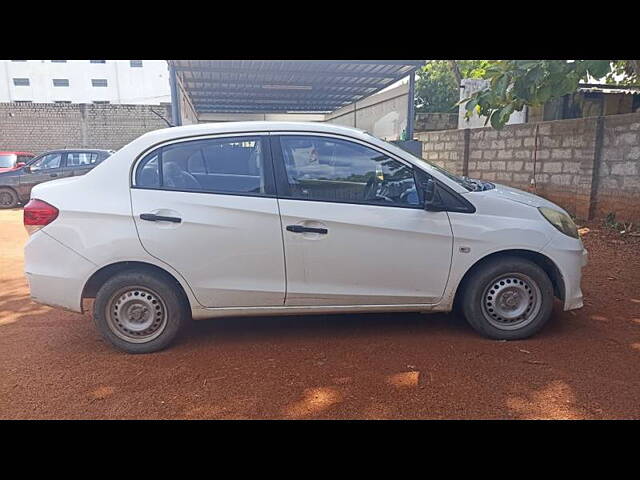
286, 225, 328, 234
140, 213, 182, 223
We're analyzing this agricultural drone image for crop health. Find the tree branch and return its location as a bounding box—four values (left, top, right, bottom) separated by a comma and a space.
448, 60, 462, 85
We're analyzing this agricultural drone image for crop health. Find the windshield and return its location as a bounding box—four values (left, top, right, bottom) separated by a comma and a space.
0, 154, 17, 168
371, 136, 496, 192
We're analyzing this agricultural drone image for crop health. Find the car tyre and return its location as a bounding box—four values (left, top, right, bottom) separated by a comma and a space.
0, 188, 19, 209
461, 256, 554, 340
93, 270, 189, 353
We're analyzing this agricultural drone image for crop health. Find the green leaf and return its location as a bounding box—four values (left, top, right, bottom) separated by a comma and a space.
585, 60, 611, 79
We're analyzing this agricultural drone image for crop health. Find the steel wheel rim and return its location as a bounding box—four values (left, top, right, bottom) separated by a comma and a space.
106, 286, 168, 343
0, 191, 13, 207
481, 272, 542, 330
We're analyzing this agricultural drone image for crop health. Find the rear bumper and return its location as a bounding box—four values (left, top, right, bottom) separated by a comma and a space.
24, 231, 96, 313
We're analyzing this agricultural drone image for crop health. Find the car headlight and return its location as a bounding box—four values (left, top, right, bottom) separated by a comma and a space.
538, 207, 579, 239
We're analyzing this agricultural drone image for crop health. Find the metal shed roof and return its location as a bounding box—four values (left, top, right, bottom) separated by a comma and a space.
168, 60, 422, 114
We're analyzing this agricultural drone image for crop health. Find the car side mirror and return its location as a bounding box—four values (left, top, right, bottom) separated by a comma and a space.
24, 165, 32, 173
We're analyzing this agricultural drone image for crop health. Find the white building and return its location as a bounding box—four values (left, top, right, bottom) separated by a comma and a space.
0, 60, 171, 105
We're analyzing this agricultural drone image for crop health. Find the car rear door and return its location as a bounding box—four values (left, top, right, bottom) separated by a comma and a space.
63, 151, 100, 177
130, 134, 286, 308
272, 134, 453, 306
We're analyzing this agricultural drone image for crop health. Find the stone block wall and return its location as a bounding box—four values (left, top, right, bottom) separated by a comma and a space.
415, 113, 458, 132
416, 112, 640, 223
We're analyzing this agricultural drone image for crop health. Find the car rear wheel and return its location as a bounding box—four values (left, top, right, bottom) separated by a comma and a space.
93, 270, 188, 353
461, 256, 554, 340
0, 188, 18, 209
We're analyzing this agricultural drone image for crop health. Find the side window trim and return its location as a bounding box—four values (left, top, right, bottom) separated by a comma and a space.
132, 134, 276, 197
270, 133, 423, 210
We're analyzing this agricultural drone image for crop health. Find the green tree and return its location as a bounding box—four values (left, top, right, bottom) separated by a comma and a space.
606, 60, 640, 85
461, 60, 640, 129
415, 60, 492, 113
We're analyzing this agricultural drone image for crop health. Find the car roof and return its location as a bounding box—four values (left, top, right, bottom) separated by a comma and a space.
37, 149, 113, 154
139, 121, 370, 144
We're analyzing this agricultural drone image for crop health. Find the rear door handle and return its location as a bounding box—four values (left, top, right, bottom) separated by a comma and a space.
140, 213, 182, 223
286, 225, 328, 234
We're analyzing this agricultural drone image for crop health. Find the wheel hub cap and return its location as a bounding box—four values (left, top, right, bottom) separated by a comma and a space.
482, 273, 542, 330
106, 287, 168, 343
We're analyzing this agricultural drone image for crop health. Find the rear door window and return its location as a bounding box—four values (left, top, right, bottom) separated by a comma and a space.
66, 152, 98, 166
135, 136, 272, 195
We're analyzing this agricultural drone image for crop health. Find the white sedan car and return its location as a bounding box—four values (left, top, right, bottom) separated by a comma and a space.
23, 122, 587, 353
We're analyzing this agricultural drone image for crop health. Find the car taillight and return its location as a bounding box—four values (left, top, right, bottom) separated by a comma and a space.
24, 199, 59, 235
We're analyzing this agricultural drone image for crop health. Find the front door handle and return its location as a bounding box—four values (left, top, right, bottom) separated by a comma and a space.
286, 225, 328, 234
140, 213, 182, 223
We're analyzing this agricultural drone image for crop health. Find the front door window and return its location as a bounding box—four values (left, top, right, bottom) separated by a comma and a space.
279, 136, 420, 207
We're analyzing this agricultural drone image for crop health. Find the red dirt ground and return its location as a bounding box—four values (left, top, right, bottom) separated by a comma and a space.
1, 209, 639, 419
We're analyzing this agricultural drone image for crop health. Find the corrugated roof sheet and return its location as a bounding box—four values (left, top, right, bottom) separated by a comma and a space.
578, 83, 640, 95
169, 60, 422, 114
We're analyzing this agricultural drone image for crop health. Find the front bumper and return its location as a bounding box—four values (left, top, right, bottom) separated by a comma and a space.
541, 234, 587, 311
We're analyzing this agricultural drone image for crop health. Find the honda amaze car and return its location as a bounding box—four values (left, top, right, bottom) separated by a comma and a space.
23, 122, 587, 353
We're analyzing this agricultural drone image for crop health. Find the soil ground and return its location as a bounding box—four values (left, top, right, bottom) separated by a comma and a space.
1, 208, 639, 419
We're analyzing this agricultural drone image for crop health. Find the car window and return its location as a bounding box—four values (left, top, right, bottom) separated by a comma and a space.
31, 153, 62, 171
135, 136, 267, 195
66, 152, 98, 167
278, 136, 420, 207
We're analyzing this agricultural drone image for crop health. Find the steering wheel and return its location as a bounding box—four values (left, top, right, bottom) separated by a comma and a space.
363, 176, 394, 203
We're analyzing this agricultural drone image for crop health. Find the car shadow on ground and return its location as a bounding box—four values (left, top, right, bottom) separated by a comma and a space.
182, 309, 469, 344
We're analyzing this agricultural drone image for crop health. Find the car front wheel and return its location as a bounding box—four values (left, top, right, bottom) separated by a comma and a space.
93, 270, 188, 353
461, 256, 554, 340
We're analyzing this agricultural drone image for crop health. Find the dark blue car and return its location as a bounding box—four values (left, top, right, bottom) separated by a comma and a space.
0, 149, 113, 208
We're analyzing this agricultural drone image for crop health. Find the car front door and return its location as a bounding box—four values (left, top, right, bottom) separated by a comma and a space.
130, 134, 286, 308
272, 134, 453, 306
19, 152, 66, 199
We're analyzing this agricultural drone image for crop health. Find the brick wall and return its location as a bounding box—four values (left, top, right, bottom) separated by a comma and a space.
0, 102, 173, 154
416, 112, 640, 223
415, 113, 458, 132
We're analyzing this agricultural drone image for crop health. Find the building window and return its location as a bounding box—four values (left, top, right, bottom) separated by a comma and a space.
130, 60, 143, 68
54, 101, 72, 104
52, 79, 70, 87
14, 100, 33, 104
92, 79, 108, 87
90, 60, 106, 64
13, 78, 30, 86
51, 60, 67, 63
93, 101, 110, 104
